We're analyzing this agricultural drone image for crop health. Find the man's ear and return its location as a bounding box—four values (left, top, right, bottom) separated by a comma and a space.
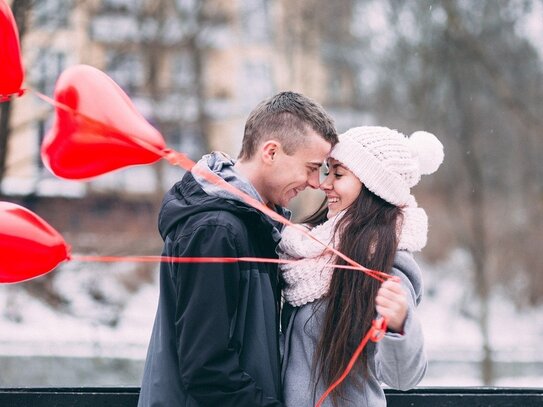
261, 140, 280, 164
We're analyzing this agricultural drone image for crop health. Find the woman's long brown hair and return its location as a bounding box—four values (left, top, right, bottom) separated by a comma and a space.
304, 186, 402, 406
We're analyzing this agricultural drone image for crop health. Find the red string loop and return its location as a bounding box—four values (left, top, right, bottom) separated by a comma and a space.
370, 316, 387, 342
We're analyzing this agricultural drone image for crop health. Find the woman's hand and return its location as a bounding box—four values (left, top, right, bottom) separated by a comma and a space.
375, 277, 408, 334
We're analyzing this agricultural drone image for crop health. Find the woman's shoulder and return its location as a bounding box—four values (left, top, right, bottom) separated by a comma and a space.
392, 250, 423, 303
393, 250, 417, 268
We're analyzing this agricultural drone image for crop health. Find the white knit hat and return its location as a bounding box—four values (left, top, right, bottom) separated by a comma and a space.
330, 126, 443, 206
330, 126, 444, 251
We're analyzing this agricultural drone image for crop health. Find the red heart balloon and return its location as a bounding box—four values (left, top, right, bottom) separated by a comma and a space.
0, 202, 70, 283
41, 64, 167, 180
0, 0, 25, 98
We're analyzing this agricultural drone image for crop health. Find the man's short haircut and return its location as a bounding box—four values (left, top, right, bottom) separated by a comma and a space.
238, 91, 338, 160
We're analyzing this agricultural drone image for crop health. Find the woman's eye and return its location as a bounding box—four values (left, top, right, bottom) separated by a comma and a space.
334, 173, 343, 178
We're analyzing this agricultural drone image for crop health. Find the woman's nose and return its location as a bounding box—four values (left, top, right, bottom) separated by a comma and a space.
320, 175, 333, 191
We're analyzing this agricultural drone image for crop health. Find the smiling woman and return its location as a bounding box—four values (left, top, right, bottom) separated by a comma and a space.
279, 126, 443, 407
321, 159, 363, 218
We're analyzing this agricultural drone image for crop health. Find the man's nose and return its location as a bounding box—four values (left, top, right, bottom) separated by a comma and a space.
307, 171, 321, 189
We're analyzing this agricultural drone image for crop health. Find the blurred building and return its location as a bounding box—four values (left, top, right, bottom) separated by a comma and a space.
4, 0, 364, 201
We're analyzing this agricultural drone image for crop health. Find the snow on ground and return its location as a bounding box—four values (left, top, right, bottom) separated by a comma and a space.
0, 248, 541, 386
415, 249, 543, 386
417, 249, 542, 361
0, 261, 158, 360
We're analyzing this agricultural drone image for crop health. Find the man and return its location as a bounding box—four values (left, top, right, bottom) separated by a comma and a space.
138, 91, 337, 406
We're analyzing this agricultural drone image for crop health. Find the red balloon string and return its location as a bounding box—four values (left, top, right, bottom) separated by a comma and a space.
314, 317, 388, 407
32, 88, 390, 283
69, 255, 389, 282
159, 149, 390, 283
71, 255, 295, 265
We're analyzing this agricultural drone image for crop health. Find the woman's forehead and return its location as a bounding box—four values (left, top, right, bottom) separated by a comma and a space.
326, 157, 342, 167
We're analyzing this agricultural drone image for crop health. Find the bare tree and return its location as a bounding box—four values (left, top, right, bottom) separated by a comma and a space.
343, 0, 543, 384
136, 0, 217, 196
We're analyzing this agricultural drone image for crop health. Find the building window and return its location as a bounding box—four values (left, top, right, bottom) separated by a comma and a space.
240, 0, 270, 44
33, 0, 71, 30
241, 61, 273, 109
101, 0, 141, 13
105, 51, 145, 94
91, 14, 139, 43
28, 48, 66, 96
171, 51, 195, 90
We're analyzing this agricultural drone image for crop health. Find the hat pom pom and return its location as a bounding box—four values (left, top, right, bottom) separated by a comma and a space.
409, 131, 444, 175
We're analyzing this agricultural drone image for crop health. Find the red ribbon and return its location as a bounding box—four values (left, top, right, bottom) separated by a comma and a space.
70, 255, 390, 282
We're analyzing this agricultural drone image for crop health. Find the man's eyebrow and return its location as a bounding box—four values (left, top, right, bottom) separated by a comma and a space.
308, 161, 324, 167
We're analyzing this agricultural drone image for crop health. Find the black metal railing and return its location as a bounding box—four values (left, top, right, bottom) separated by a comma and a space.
0, 387, 541, 406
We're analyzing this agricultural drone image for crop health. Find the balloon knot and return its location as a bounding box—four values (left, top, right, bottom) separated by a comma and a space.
65, 244, 73, 262
0, 89, 26, 103
163, 148, 194, 170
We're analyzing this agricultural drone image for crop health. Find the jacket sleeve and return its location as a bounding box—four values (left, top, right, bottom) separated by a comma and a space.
171, 223, 283, 407
373, 251, 428, 390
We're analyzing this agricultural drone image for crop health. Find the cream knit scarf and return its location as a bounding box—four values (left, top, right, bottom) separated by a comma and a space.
278, 213, 343, 307
279, 205, 427, 307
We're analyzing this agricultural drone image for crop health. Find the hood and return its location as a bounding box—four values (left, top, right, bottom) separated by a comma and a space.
158, 152, 290, 242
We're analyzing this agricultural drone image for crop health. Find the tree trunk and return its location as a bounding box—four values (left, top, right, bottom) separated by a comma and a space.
190, 1, 210, 153
450, 63, 494, 386
0, 101, 11, 194
443, 1, 494, 383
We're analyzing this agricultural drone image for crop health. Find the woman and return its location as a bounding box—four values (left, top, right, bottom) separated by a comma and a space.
279, 126, 444, 407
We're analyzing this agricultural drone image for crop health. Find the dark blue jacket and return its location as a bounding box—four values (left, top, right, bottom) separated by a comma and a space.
138, 172, 285, 406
